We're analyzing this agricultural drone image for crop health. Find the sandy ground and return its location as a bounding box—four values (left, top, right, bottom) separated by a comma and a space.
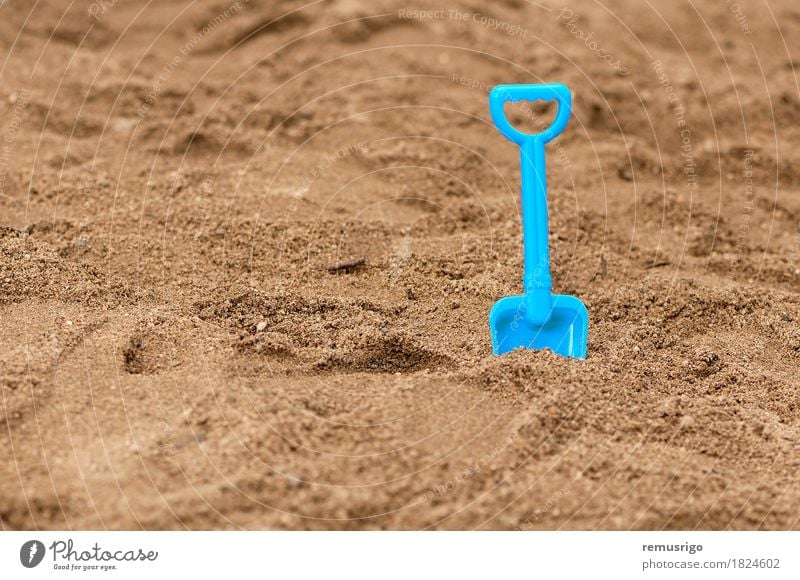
1, 0, 799, 530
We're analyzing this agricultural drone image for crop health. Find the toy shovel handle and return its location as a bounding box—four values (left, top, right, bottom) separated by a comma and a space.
488, 83, 571, 145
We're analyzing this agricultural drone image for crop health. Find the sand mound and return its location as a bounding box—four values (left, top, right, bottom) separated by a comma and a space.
0, 227, 107, 305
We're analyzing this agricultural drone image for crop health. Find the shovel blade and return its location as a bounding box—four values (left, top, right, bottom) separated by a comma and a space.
489, 294, 588, 359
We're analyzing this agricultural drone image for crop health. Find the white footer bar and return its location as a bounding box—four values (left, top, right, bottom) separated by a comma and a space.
1, 531, 797, 579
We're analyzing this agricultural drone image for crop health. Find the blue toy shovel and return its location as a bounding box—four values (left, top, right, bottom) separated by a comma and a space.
488, 83, 588, 359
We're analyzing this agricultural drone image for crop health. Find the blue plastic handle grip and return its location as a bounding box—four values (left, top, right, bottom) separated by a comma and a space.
488, 83, 571, 145
488, 83, 572, 304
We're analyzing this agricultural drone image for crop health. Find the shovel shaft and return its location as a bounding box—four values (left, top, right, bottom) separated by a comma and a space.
520, 138, 552, 294
487, 83, 571, 297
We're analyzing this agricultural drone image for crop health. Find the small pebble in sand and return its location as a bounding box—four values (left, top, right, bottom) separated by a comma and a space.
326, 257, 366, 273
256, 321, 267, 332
285, 473, 304, 489
617, 164, 633, 181
113, 117, 137, 133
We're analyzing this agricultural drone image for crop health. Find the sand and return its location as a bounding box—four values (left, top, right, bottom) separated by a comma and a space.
1, 0, 799, 530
